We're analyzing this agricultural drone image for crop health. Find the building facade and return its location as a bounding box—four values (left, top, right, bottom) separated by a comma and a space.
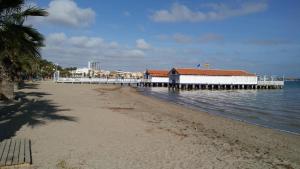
169, 68, 257, 85
144, 70, 169, 83
88, 61, 101, 71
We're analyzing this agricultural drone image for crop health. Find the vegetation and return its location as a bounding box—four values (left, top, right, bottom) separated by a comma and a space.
0, 0, 48, 79
58, 66, 77, 77
0, 0, 54, 99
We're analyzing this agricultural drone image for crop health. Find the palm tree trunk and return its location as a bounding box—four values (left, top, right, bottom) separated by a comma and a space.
0, 65, 14, 100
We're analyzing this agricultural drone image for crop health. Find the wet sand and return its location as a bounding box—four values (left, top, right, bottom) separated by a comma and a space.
2, 81, 300, 169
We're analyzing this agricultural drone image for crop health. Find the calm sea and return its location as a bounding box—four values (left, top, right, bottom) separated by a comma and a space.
139, 81, 300, 135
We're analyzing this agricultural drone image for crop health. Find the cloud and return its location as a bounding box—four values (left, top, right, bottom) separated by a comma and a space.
29, 0, 95, 27
172, 33, 193, 43
197, 33, 224, 43
69, 36, 104, 48
136, 39, 151, 49
157, 33, 223, 44
123, 11, 131, 16
47, 32, 67, 43
156, 33, 192, 43
137, 24, 146, 32
247, 39, 290, 46
151, 2, 267, 23
43, 33, 145, 68
122, 49, 145, 57
109, 42, 119, 48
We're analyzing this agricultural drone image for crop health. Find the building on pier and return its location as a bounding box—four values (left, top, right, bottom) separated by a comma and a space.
144, 70, 169, 87
169, 68, 257, 85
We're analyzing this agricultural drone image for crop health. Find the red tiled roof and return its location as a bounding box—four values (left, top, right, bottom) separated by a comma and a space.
146, 70, 169, 77
171, 68, 256, 76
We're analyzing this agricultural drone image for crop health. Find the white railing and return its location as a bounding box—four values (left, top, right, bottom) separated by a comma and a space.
56, 77, 143, 84
257, 80, 284, 86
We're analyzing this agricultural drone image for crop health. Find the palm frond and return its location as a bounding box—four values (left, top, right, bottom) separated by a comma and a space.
22, 7, 48, 17
0, 0, 24, 14
9, 7, 48, 24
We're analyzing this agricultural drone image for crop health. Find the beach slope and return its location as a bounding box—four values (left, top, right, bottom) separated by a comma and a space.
2, 81, 299, 169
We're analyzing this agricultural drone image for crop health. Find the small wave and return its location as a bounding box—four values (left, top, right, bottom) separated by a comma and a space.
140, 81, 300, 135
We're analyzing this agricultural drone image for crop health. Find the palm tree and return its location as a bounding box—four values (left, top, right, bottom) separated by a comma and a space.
0, 0, 48, 100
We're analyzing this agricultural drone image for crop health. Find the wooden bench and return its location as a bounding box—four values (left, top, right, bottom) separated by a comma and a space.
0, 138, 31, 168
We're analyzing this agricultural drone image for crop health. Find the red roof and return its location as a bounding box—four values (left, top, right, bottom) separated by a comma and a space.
146, 70, 169, 77
171, 68, 256, 76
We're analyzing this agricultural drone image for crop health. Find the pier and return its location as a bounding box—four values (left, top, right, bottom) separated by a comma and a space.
55, 68, 284, 90
56, 77, 284, 90
141, 81, 283, 90
141, 78, 284, 90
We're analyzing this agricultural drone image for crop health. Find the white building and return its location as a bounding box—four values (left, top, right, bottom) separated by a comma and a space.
169, 68, 257, 85
88, 61, 101, 71
72, 68, 90, 77
144, 70, 169, 83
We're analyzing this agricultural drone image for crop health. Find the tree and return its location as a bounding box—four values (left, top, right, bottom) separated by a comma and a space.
0, 0, 48, 99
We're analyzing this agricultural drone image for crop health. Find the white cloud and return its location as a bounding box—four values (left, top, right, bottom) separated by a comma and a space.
43, 33, 145, 68
172, 33, 193, 43
29, 0, 95, 27
151, 2, 267, 22
247, 39, 290, 46
197, 33, 224, 43
69, 36, 104, 48
136, 39, 151, 50
109, 42, 119, 48
122, 49, 145, 57
157, 33, 223, 44
47, 32, 67, 43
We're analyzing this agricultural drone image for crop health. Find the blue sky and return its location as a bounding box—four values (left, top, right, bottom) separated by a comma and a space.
28, 0, 300, 77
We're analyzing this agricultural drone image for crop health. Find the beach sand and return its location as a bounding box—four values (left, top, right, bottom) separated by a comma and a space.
1, 81, 300, 169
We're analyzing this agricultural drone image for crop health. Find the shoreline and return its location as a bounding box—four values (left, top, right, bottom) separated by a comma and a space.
3, 81, 299, 168
136, 86, 300, 136
122, 86, 300, 163
138, 87, 300, 136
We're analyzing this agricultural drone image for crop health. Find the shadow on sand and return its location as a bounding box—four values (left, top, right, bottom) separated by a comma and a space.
0, 83, 77, 141
18, 82, 40, 90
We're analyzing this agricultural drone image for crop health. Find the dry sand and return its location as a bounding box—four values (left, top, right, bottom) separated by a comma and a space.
1, 81, 300, 169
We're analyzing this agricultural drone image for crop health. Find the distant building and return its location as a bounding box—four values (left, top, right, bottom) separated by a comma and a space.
88, 61, 101, 71
71, 61, 101, 77
144, 69, 169, 83
169, 68, 257, 85
71, 68, 90, 77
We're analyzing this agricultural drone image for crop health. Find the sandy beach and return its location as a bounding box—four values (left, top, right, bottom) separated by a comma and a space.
1, 81, 300, 169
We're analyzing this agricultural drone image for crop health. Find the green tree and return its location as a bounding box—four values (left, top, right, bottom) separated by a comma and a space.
0, 0, 48, 99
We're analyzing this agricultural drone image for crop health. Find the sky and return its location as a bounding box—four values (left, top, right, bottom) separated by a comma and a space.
27, 0, 300, 77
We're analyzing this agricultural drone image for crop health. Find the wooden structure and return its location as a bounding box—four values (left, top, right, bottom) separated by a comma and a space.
0, 138, 32, 168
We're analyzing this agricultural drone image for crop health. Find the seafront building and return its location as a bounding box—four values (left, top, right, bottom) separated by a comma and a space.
169, 68, 257, 85
69, 62, 143, 79
143, 68, 284, 90
56, 65, 284, 89
144, 70, 169, 87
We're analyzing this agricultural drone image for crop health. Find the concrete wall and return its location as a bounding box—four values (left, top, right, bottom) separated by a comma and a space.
171, 75, 258, 85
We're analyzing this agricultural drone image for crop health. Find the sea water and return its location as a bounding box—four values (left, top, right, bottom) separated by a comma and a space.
140, 81, 300, 134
